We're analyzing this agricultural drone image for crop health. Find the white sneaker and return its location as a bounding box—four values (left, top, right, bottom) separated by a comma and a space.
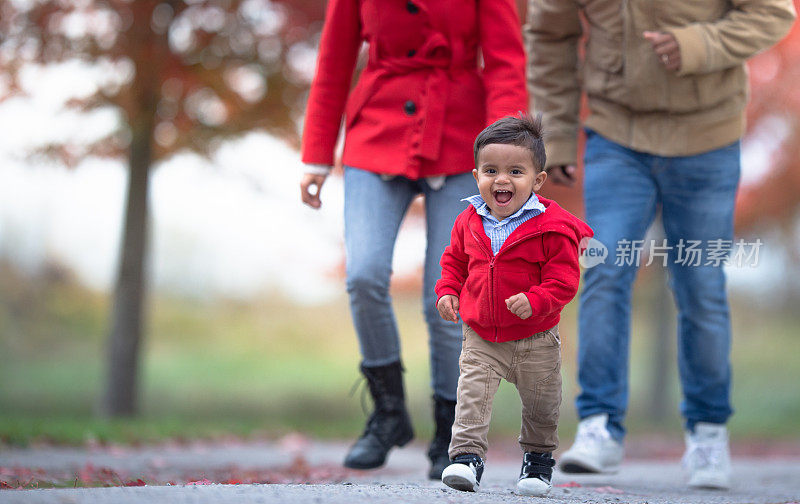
683, 423, 731, 490
441, 454, 484, 492
559, 414, 624, 473
516, 476, 551, 496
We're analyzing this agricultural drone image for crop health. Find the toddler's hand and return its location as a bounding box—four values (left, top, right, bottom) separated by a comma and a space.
505, 293, 532, 319
437, 295, 460, 323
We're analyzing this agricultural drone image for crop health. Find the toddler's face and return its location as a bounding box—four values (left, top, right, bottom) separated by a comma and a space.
473, 144, 547, 221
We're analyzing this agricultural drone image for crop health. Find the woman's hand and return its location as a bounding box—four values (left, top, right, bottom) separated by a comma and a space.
300, 173, 328, 209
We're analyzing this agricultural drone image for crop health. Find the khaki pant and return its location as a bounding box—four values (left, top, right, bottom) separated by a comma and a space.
449, 324, 562, 459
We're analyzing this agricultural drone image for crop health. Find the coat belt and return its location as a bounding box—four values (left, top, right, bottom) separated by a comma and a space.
345, 32, 467, 162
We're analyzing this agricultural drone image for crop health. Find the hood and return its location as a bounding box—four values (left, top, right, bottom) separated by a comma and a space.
516, 196, 594, 246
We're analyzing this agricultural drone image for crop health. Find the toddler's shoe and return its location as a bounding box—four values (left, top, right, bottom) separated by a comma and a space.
516, 451, 555, 496
559, 413, 624, 473
682, 422, 731, 490
441, 453, 484, 492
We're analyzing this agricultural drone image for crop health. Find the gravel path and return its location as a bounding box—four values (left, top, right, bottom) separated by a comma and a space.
1, 439, 799, 503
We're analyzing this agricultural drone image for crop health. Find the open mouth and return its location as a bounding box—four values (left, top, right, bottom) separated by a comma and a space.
493, 190, 513, 205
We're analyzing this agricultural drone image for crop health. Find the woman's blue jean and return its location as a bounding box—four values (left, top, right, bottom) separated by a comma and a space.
576, 130, 739, 440
343, 166, 475, 401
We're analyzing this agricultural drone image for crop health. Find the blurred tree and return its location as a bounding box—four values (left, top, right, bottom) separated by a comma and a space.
738, 4, 800, 234
0, 0, 325, 417
736, 4, 800, 305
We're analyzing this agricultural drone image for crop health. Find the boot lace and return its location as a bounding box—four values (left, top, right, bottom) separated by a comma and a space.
348, 376, 372, 417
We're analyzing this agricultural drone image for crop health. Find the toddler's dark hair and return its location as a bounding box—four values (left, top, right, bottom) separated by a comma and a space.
473, 114, 546, 172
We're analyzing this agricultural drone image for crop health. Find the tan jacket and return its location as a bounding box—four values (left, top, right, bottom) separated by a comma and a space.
525, 0, 796, 167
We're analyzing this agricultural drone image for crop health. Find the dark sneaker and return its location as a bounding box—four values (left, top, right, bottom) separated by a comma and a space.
516, 451, 555, 496
441, 453, 484, 492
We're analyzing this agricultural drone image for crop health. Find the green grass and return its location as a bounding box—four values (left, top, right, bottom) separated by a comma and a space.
1, 262, 799, 446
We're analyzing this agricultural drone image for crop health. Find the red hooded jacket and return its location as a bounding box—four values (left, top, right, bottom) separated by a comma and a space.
435, 197, 593, 342
301, 0, 528, 180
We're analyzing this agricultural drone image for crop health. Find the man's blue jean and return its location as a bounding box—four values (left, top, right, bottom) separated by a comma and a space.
343, 166, 475, 401
576, 130, 739, 440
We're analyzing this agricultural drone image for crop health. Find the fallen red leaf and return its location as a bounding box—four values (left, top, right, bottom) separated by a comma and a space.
594, 486, 624, 494
555, 481, 582, 488
78, 463, 95, 483
187, 478, 213, 485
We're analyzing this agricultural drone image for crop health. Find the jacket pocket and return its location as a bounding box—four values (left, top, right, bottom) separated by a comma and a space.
461, 265, 492, 329
586, 40, 623, 74
583, 34, 625, 103
496, 268, 537, 327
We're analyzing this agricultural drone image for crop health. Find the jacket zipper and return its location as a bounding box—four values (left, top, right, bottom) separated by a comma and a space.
489, 258, 497, 341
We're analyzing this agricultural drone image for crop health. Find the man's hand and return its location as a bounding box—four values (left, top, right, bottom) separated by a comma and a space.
643, 31, 681, 72
437, 295, 460, 323
300, 173, 327, 209
505, 293, 532, 320
547, 165, 577, 187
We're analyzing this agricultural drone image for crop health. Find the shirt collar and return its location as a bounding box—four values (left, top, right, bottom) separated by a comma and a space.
462, 193, 545, 224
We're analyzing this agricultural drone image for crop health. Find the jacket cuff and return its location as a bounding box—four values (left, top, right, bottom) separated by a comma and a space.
300, 147, 336, 167
435, 287, 461, 306
666, 25, 707, 76
523, 289, 548, 318
544, 136, 578, 169
304, 164, 333, 176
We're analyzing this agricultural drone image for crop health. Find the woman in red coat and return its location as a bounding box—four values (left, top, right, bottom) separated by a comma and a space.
299, 0, 528, 478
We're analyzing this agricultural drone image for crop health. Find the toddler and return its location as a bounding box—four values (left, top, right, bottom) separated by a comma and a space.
435, 115, 592, 496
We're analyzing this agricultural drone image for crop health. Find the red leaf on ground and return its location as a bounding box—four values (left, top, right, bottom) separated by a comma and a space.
594, 486, 625, 494
124, 479, 146, 487
555, 481, 582, 487
187, 478, 213, 485
78, 463, 95, 483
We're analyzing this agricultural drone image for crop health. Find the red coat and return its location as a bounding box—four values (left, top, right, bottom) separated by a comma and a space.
435, 197, 594, 342
301, 0, 528, 180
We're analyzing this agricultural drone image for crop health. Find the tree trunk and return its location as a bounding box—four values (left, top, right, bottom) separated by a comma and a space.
99, 112, 155, 418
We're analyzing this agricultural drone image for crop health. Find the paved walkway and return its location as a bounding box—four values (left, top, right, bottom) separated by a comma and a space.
1, 439, 799, 503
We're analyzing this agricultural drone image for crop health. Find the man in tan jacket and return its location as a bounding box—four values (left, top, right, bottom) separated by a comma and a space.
526, 0, 795, 489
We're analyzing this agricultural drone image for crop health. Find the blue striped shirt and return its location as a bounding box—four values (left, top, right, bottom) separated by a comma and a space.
463, 193, 546, 254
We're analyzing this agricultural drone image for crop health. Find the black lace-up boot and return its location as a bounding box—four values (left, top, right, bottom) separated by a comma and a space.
343, 361, 414, 469
427, 395, 456, 479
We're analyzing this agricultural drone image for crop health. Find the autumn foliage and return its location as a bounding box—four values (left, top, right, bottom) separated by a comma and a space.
737, 2, 800, 233
0, 0, 328, 417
